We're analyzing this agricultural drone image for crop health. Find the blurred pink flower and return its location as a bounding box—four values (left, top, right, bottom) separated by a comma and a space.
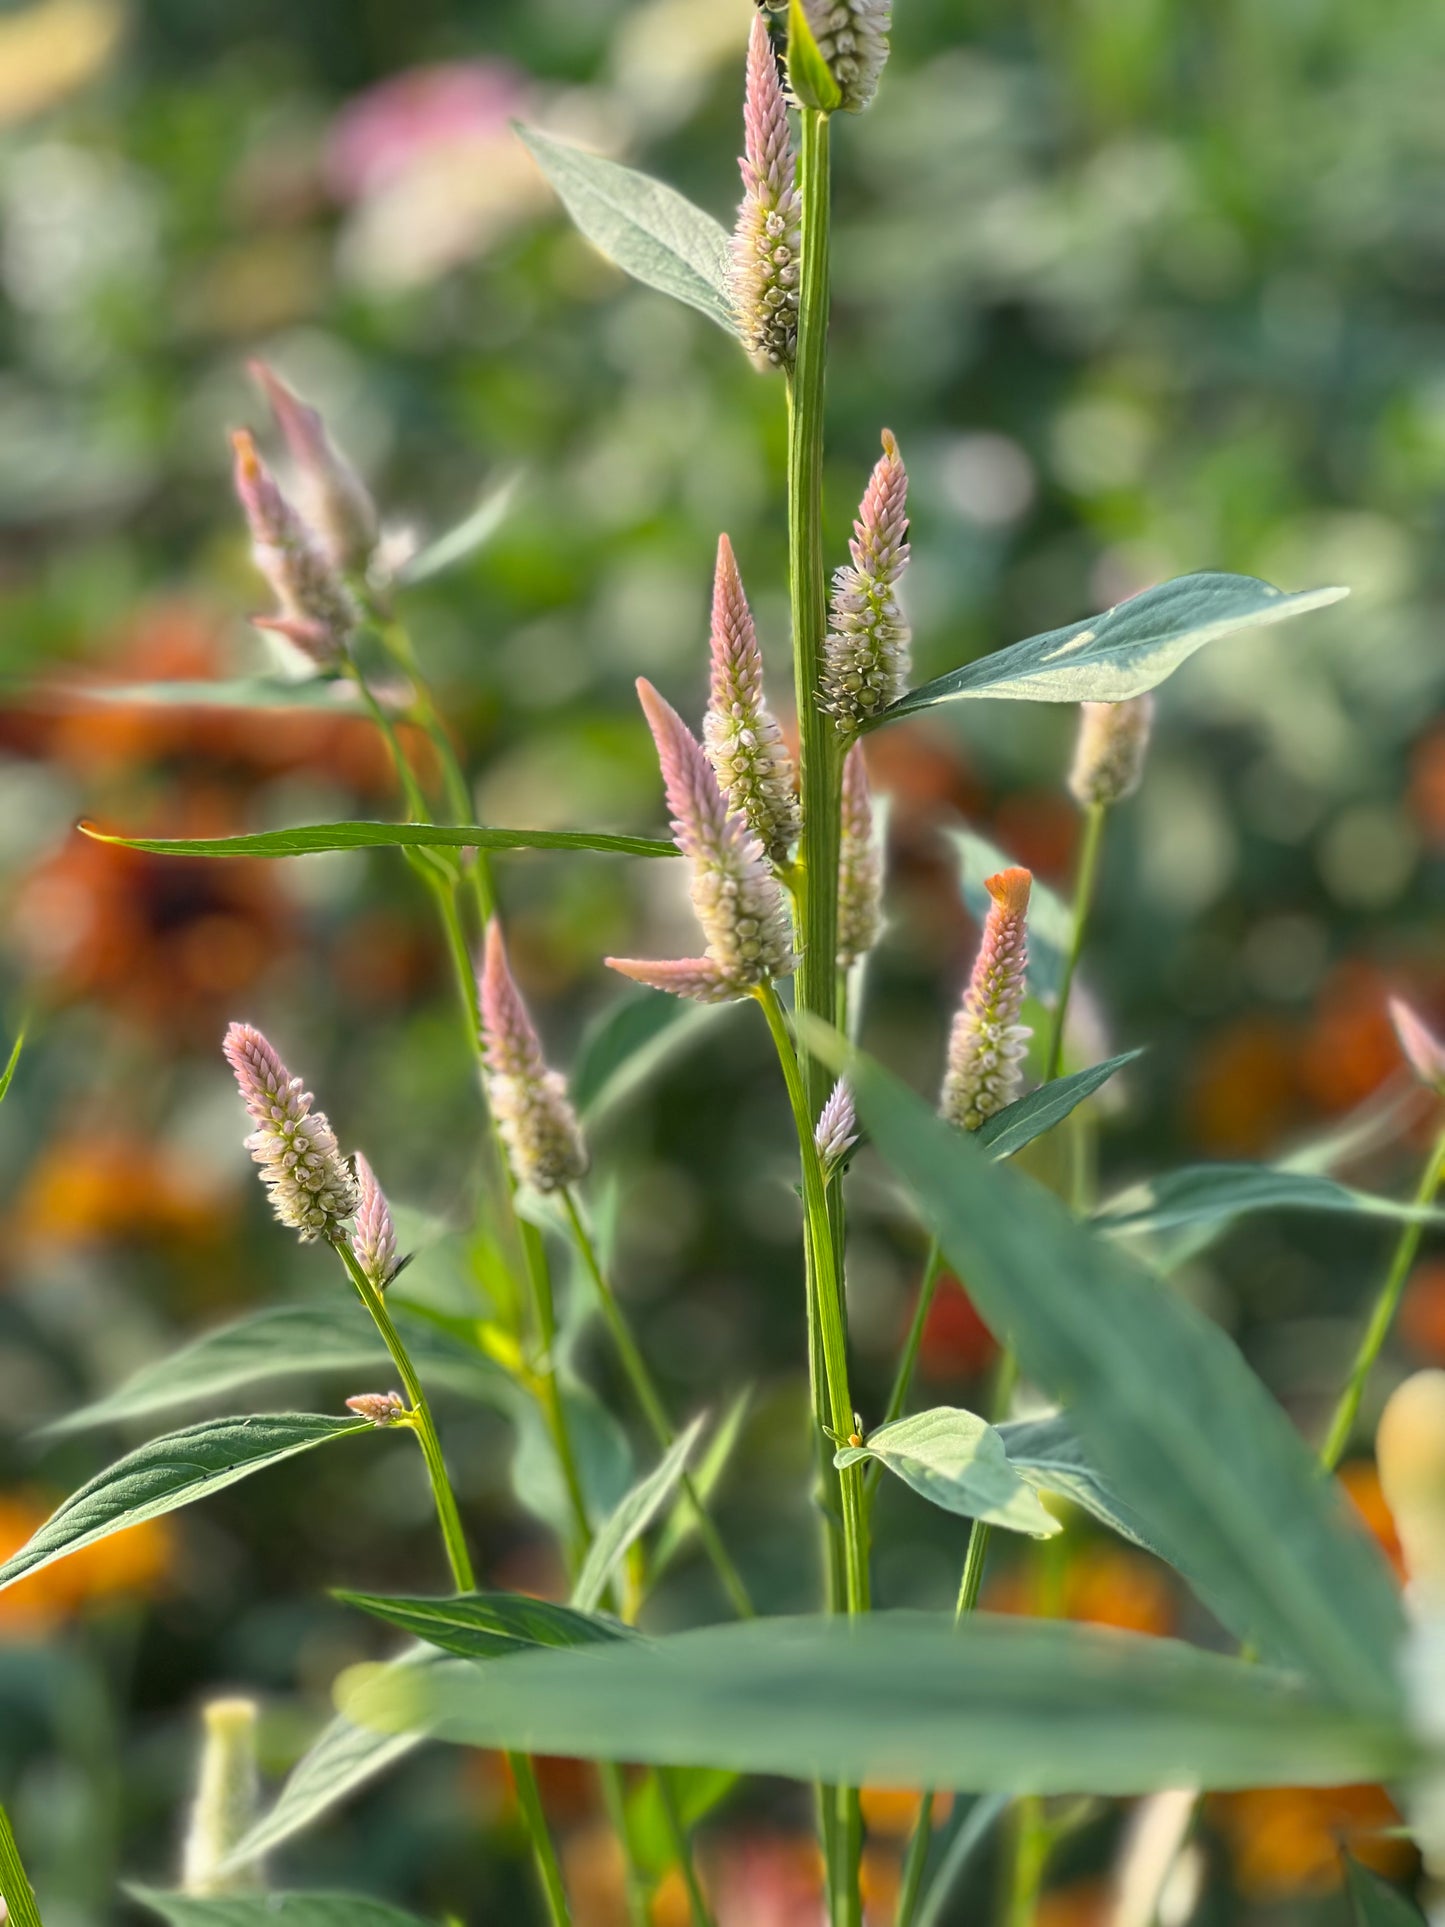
326, 62, 527, 203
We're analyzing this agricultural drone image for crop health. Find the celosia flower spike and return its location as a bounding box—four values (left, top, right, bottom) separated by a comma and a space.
802, 0, 892, 113
480, 923, 589, 1193
815, 1079, 859, 1176
231, 429, 357, 668
223, 1023, 360, 1242
837, 742, 883, 967
1069, 695, 1155, 809
731, 15, 801, 371
820, 429, 911, 733
346, 1390, 407, 1427
181, 1698, 262, 1896
940, 867, 1033, 1132
351, 1151, 399, 1289
606, 680, 795, 1005
250, 360, 379, 574
1391, 999, 1445, 1095
704, 534, 799, 865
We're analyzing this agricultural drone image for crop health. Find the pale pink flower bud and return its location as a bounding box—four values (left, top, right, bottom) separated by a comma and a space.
346, 1390, 407, 1427
1391, 999, 1445, 1095
480, 924, 589, 1193
1069, 696, 1155, 809
250, 360, 379, 574
223, 1023, 361, 1242
815, 1078, 859, 1175
940, 868, 1033, 1132
607, 679, 795, 1005
820, 430, 911, 733
731, 15, 801, 371
802, 0, 891, 113
703, 534, 799, 865
351, 1151, 399, 1289
837, 742, 883, 967
182, 1698, 261, 1896
231, 429, 357, 668
604, 957, 744, 1005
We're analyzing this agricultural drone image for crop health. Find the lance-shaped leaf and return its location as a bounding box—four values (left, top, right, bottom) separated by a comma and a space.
335, 1589, 634, 1661
396, 472, 520, 586
1096, 1164, 1445, 1238
517, 127, 735, 335
976, 1052, 1143, 1162
786, 0, 843, 111
998, 1412, 1160, 1554
915, 1795, 1010, 1927
836, 1408, 1061, 1537
0, 1802, 43, 1927
0, 1029, 24, 1107
79, 820, 676, 861
833, 1041, 1406, 1710
0, 1415, 369, 1594
652, 1387, 752, 1581
949, 828, 1070, 1001
130, 1892, 434, 1927
572, 988, 723, 1121
343, 1611, 1412, 1792
572, 1416, 706, 1611
871, 574, 1348, 726
1344, 1859, 1428, 1925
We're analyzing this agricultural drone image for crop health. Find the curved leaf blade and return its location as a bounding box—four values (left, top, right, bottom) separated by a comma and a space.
79, 820, 677, 861
396, 472, 520, 586
998, 1412, 1160, 1554
1345, 1859, 1427, 1925
873, 575, 1348, 725
0, 1802, 44, 1927
572, 990, 722, 1120
787, 0, 843, 110
836, 1408, 1060, 1537
336, 1589, 634, 1660
1097, 1163, 1445, 1238
572, 1416, 705, 1611
0, 1029, 25, 1108
130, 1891, 433, 1927
976, 1052, 1144, 1162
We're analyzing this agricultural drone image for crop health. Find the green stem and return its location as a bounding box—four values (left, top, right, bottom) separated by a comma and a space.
0, 1804, 43, 1927
562, 1191, 754, 1619
1043, 803, 1107, 1084
1320, 1123, 1445, 1471
657, 1772, 717, 1927
596, 1765, 649, 1927
512, 1755, 574, 1927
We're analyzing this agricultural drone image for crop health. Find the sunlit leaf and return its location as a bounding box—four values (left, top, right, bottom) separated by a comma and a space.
836, 1408, 1060, 1537
130, 1891, 434, 1927
572, 989, 722, 1121
998, 1412, 1160, 1553
652, 1388, 752, 1582
0, 1029, 24, 1108
79, 820, 677, 862
626, 1767, 739, 1881
1096, 1164, 1445, 1238
573, 1416, 706, 1611
396, 472, 520, 586
335, 1589, 633, 1660
948, 828, 1071, 1001
976, 1052, 1143, 1161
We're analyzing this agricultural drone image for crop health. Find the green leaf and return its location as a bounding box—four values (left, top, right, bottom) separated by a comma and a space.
343, 1611, 1411, 1792
835, 1408, 1061, 1538
1344, 1859, 1427, 1925
512, 1377, 636, 1539
998, 1412, 1160, 1553
626, 1767, 740, 1881
786, 0, 843, 111
652, 1388, 752, 1582
129, 1891, 434, 1927
0, 1415, 368, 1595
572, 989, 722, 1121
335, 1589, 634, 1660
517, 127, 735, 335
1096, 1163, 1445, 1238
79, 819, 677, 862
42, 1302, 505, 1436
976, 1053, 1144, 1161
948, 829, 1070, 1001
0, 1802, 44, 1927
872, 574, 1348, 726
572, 1416, 706, 1612
839, 1044, 1406, 1708
396, 473, 520, 586
915, 1795, 1009, 1927
0, 1028, 24, 1108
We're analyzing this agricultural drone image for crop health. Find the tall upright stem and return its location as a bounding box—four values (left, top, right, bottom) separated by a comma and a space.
1044, 802, 1106, 1083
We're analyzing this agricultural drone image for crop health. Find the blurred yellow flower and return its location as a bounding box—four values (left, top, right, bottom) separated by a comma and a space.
0, 1494, 173, 1633
0, 0, 124, 127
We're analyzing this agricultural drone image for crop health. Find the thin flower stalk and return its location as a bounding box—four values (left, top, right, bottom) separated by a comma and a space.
801, 0, 892, 113
836, 743, 882, 968
819, 429, 910, 734
704, 534, 800, 865
731, 15, 801, 371
230, 429, 357, 667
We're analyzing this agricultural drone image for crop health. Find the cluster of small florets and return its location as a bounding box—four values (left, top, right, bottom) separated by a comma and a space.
249, 360, 379, 576
1068, 695, 1155, 809
837, 742, 883, 967
480, 924, 590, 1193
815, 1079, 859, 1176
732, 16, 801, 371
820, 430, 911, 733
940, 868, 1033, 1132
704, 535, 800, 866
802, 0, 892, 113
231, 430, 358, 669
223, 1024, 361, 1241
351, 1150, 399, 1289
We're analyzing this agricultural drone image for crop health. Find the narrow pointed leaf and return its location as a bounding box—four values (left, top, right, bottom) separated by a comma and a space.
976, 1052, 1144, 1161
915, 1795, 1010, 1927
396, 472, 520, 586
836, 1408, 1061, 1537
626, 1767, 740, 1880
998, 1412, 1160, 1553
344, 1612, 1411, 1792
335, 1589, 633, 1660
1344, 1859, 1428, 1925
517, 127, 735, 334
572, 1416, 705, 1611
0, 1029, 24, 1108
0, 1802, 44, 1927
572, 989, 722, 1120
130, 1892, 433, 1927
871, 575, 1348, 725
1097, 1164, 1445, 1238
652, 1387, 752, 1581
787, 0, 843, 110
949, 828, 1070, 1000
0, 1415, 369, 1594
79, 820, 677, 861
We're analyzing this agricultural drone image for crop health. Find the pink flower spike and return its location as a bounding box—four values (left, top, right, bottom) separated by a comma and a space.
940, 867, 1033, 1132
1391, 998, 1445, 1094
346, 1391, 407, 1427
1069, 695, 1155, 809
479, 923, 589, 1192
837, 742, 883, 967
704, 534, 798, 864
730, 14, 800, 372
230, 429, 356, 668
351, 1151, 399, 1289
820, 429, 911, 733
815, 1079, 859, 1176
222, 1022, 360, 1242
250, 360, 379, 574
604, 956, 747, 1006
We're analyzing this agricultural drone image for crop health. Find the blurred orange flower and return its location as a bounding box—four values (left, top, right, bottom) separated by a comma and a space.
988, 1544, 1177, 1640
1208, 1782, 1411, 1898
1338, 1459, 1406, 1581
1035, 1879, 1109, 1927
916, 1272, 998, 1381
0, 1494, 172, 1633
1299, 962, 1400, 1117
12, 1130, 230, 1256
1186, 1015, 1301, 1156
1403, 1261, 1445, 1364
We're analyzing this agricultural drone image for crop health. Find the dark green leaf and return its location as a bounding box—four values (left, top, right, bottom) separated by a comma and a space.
129, 1891, 434, 1927
787, 0, 843, 110
573, 1417, 705, 1611
517, 127, 735, 334
976, 1053, 1144, 1161
872, 574, 1348, 725
79, 820, 676, 861
915, 1795, 1009, 1927
998, 1412, 1160, 1553
396, 473, 520, 586
949, 828, 1070, 1001
1344, 1859, 1427, 1925
0, 1802, 44, 1927
835, 1408, 1060, 1537
572, 989, 722, 1120
0, 1415, 368, 1594
1097, 1163, 1445, 1237
335, 1589, 633, 1660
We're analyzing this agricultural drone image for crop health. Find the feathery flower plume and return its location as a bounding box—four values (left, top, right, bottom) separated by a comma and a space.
181, 1698, 262, 1895
250, 361, 379, 574
1392, 999, 1445, 1095
940, 867, 1032, 1132
480, 923, 589, 1193
815, 1079, 859, 1176
731, 15, 801, 371
704, 534, 799, 864
607, 679, 795, 1005
837, 742, 883, 966
819, 429, 911, 733
223, 1024, 361, 1242
1068, 695, 1155, 809
346, 1390, 407, 1426
351, 1151, 399, 1289
802, 0, 892, 113
231, 429, 357, 668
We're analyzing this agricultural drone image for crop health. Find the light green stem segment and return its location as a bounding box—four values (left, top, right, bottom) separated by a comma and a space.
1044, 802, 1107, 1084
0, 1803, 43, 1927
1320, 1123, 1445, 1471
561, 1191, 754, 1620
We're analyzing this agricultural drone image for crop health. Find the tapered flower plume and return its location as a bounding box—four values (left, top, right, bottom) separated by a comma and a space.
820, 429, 911, 733
815, 1078, 859, 1176
1069, 696, 1155, 809
837, 742, 883, 967
181, 1698, 262, 1896
1392, 999, 1445, 1095
608, 680, 795, 1005
231, 429, 357, 668
351, 1151, 399, 1289
346, 1390, 407, 1426
480, 923, 589, 1193
704, 534, 799, 865
802, 0, 892, 113
250, 361, 379, 574
223, 1024, 360, 1242
940, 867, 1033, 1132
731, 15, 801, 371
